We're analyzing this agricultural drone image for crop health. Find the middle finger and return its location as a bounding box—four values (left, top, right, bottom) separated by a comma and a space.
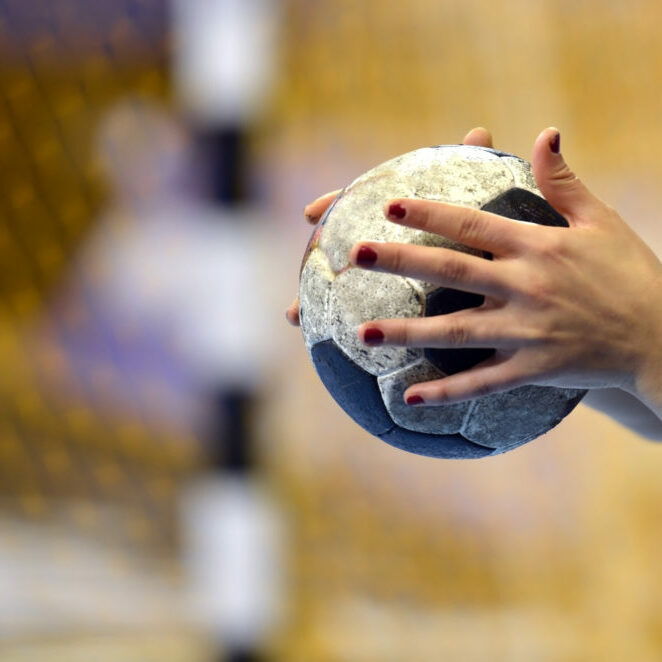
349, 241, 514, 299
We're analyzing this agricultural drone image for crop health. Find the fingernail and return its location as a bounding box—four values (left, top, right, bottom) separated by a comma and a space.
406, 394, 425, 406
304, 208, 318, 224
355, 245, 378, 267
550, 132, 561, 154
363, 327, 384, 345
387, 202, 407, 220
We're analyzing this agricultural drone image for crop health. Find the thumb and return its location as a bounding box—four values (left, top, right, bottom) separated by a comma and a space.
532, 127, 600, 225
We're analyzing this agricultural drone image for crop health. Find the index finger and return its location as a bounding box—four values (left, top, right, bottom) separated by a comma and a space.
384, 199, 538, 255
462, 127, 493, 148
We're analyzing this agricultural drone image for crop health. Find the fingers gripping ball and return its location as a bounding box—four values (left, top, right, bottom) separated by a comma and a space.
298, 145, 586, 459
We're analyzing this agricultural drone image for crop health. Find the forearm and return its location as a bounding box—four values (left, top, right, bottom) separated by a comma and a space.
588, 322, 662, 441
582, 388, 662, 441
617, 295, 662, 438
628, 351, 662, 437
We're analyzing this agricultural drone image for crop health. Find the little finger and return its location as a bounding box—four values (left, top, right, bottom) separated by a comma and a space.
403, 354, 531, 405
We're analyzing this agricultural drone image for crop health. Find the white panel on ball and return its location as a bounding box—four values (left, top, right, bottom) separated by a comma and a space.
463, 385, 583, 450
330, 268, 423, 376
299, 248, 334, 350
318, 173, 416, 273
500, 156, 540, 195
377, 360, 472, 435
388, 146, 515, 207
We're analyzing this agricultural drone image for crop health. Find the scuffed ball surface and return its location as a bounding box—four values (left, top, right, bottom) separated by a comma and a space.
299, 145, 586, 459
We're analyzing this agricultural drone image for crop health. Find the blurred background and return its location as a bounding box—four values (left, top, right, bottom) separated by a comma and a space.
1, 1, 662, 660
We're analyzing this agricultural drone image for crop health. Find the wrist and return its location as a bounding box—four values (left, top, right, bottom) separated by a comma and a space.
633, 362, 662, 421
627, 305, 662, 420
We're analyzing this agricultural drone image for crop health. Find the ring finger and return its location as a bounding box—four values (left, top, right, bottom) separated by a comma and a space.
358, 310, 531, 350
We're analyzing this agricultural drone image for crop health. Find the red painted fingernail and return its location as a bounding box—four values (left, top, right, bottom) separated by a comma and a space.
363, 327, 384, 345
387, 203, 407, 219
406, 394, 425, 406
356, 245, 378, 267
550, 132, 560, 154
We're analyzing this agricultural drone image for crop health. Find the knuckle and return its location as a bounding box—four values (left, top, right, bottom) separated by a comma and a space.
456, 209, 485, 246
511, 259, 555, 303
430, 387, 450, 404
389, 245, 405, 274
533, 232, 565, 259
438, 255, 469, 284
401, 317, 422, 346
520, 276, 553, 303
519, 324, 547, 345
549, 164, 578, 187
412, 203, 434, 232
472, 380, 494, 398
445, 320, 470, 347
391, 317, 413, 346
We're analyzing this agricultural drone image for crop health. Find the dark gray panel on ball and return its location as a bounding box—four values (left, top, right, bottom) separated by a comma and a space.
311, 340, 394, 435
424, 288, 495, 375
481, 187, 569, 227
379, 426, 495, 459
464, 386, 587, 450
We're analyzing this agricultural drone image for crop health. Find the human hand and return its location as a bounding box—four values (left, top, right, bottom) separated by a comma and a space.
285, 189, 341, 326
349, 127, 662, 418
285, 128, 495, 326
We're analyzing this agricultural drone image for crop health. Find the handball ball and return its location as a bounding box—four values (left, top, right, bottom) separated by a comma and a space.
298, 145, 586, 459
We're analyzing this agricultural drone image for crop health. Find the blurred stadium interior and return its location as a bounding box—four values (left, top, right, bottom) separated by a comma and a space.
1, 0, 662, 660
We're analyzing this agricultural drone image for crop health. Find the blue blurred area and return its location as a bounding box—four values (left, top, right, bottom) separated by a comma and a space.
0, 0, 167, 56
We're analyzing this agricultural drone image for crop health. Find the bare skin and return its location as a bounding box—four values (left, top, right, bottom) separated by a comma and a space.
287, 128, 662, 440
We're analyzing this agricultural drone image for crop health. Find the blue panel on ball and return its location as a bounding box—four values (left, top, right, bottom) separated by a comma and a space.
311, 340, 394, 436
379, 427, 494, 459
481, 187, 569, 228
